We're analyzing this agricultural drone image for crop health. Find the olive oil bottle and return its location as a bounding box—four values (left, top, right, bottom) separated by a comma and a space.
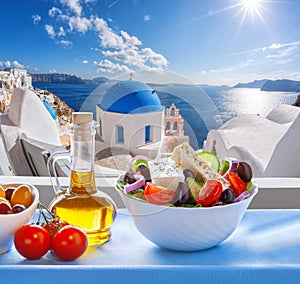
48, 112, 116, 246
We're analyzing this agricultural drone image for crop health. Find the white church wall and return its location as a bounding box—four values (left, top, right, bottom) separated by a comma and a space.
96, 105, 164, 156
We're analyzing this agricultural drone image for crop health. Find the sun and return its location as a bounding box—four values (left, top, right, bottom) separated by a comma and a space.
235, 0, 267, 28
241, 0, 263, 13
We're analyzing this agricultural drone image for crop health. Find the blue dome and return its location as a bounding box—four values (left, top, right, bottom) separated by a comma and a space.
99, 80, 163, 114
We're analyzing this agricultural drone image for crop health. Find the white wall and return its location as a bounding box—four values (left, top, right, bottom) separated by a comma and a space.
96, 106, 164, 157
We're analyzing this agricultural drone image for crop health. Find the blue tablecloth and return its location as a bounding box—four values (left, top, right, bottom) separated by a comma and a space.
1, 209, 300, 284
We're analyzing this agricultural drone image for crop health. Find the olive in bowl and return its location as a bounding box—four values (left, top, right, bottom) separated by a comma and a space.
0, 184, 39, 254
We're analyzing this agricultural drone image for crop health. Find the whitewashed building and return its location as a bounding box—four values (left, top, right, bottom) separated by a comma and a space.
0, 69, 32, 112
96, 80, 165, 158
0, 68, 32, 90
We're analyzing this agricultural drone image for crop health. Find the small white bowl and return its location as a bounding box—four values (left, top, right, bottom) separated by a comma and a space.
0, 184, 39, 254
116, 181, 258, 251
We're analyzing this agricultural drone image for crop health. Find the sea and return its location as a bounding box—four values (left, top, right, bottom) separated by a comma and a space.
33, 82, 299, 149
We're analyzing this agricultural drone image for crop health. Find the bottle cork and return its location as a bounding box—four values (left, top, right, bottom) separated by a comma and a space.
72, 112, 93, 124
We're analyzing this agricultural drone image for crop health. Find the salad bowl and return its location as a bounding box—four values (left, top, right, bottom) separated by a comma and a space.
115, 179, 258, 251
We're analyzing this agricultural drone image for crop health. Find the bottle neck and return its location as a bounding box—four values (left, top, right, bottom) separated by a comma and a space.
69, 122, 96, 194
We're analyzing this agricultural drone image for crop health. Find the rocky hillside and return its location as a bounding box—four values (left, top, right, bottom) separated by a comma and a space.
31, 73, 108, 85
234, 79, 268, 89
261, 79, 300, 92
235, 79, 300, 92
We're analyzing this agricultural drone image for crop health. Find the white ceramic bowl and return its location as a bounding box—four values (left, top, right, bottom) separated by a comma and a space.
0, 184, 39, 254
116, 181, 258, 251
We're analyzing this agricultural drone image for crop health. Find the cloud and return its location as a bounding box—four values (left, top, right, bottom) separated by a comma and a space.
57, 40, 73, 48
91, 47, 101, 51
58, 26, 66, 37
227, 41, 300, 73
120, 30, 142, 46
43, 1, 168, 74
82, 60, 89, 64
208, 59, 255, 73
144, 15, 151, 21
45, 24, 66, 38
94, 59, 131, 73
12, 60, 25, 68
102, 49, 143, 66
140, 48, 168, 67
68, 16, 92, 33
0, 60, 26, 69
0, 60, 11, 68
32, 14, 41, 24
268, 43, 282, 50
266, 46, 298, 59
45, 24, 55, 38
49, 7, 63, 17
60, 0, 82, 16
99, 26, 125, 49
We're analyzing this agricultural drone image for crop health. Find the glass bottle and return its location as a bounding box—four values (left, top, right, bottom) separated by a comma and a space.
48, 112, 116, 246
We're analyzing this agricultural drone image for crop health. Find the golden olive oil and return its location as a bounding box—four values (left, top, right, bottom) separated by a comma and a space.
50, 171, 116, 246
48, 112, 116, 246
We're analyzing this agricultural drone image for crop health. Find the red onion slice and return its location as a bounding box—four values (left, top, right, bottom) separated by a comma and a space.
124, 176, 145, 194
234, 191, 250, 202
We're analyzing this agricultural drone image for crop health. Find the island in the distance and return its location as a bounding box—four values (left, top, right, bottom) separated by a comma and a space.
31, 73, 108, 85
234, 79, 300, 92
30, 72, 300, 93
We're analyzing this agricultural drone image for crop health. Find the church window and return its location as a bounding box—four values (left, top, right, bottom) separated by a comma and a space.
117, 125, 124, 143
145, 125, 152, 143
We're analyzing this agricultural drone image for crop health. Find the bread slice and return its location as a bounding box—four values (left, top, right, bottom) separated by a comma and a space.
171, 142, 229, 189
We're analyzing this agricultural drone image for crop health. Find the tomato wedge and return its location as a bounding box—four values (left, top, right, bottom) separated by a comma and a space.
144, 183, 176, 205
226, 172, 247, 196
196, 180, 223, 207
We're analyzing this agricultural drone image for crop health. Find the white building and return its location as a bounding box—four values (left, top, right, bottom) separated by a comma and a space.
0, 68, 32, 112
96, 80, 165, 158
0, 68, 32, 90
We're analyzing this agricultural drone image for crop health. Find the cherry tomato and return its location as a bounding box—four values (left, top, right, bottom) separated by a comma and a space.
51, 225, 88, 261
14, 224, 51, 260
226, 172, 247, 196
144, 183, 176, 205
42, 220, 69, 238
196, 180, 223, 207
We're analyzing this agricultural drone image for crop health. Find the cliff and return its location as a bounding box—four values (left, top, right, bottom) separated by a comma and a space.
234, 79, 300, 92
234, 79, 268, 88
41, 90, 74, 124
31, 73, 108, 85
261, 79, 300, 92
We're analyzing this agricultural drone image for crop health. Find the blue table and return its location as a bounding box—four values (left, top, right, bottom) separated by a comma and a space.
1, 209, 300, 284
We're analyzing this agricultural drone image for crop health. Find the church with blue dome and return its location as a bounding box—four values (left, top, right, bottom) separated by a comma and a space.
96, 80, 165, 158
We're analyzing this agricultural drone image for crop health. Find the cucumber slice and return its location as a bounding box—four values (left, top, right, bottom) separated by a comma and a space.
198, 151, 220, 172
219, 158, 230, 175
246, 180, 253, 192
130, 155, 150, 173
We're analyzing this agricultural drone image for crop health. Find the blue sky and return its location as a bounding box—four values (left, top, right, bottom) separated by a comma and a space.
1, 0, 300, 85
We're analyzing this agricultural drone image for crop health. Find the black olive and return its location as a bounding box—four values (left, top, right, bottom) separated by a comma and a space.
124, 171, 136, 184
237, 162, 252, 183
183, 169, 195, 179
174, 182, 191, 206
136, 164, 151, 182
220, 188, 235, 204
